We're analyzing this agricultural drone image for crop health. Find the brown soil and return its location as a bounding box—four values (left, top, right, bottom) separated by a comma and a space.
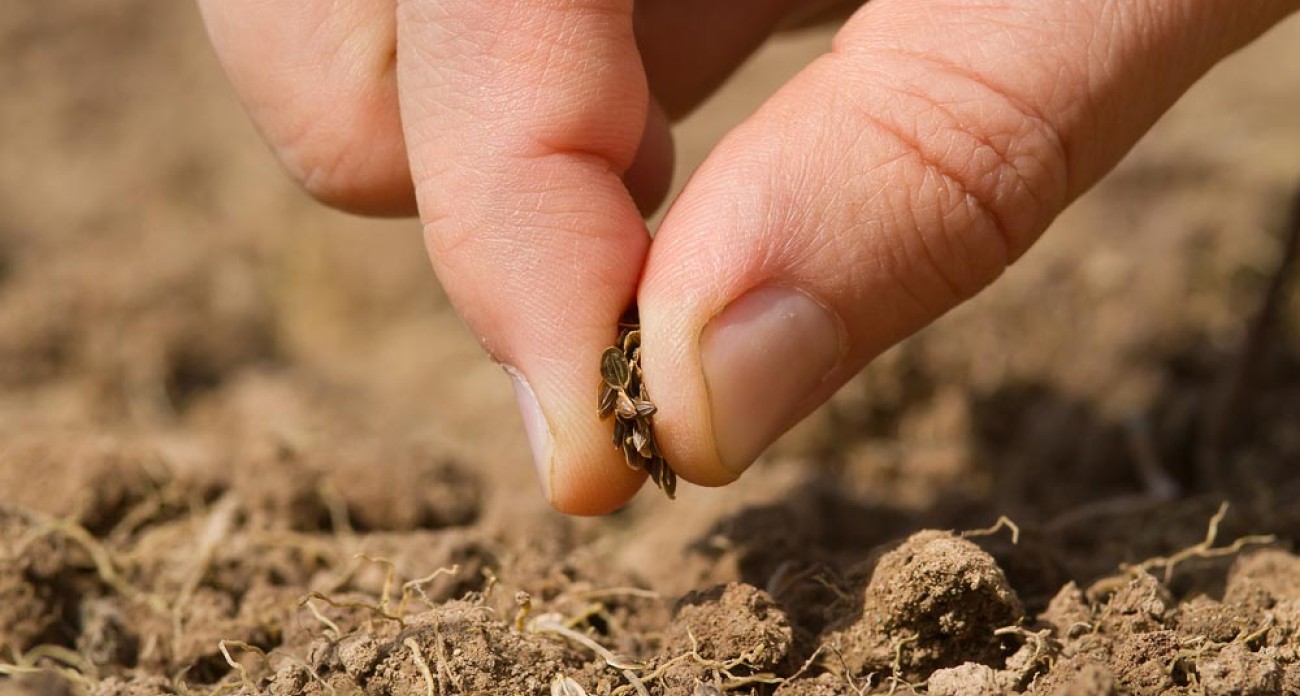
4, 2, 1300, 695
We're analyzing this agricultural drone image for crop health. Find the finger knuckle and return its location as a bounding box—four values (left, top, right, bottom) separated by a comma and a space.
849, 53, 1070, 300
277, 115, 408, 214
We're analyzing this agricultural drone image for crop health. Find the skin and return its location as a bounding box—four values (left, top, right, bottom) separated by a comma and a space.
199, 0, 1300, 515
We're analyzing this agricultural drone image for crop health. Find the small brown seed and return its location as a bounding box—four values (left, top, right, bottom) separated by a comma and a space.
600, 347, 630, 388
612, 417, 629, 448
600, 312, 677, 499
597, 383, 617, 419
615, 391, 638, 419
629, 426, 650, 456
655, 457, 676, 499
640, 426, 660, 457
621, 437, 642, 470
622, 329, 641, 354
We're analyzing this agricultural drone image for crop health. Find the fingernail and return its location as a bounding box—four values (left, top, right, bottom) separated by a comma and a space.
504, 365, 555, 501
700, 287, 841, 474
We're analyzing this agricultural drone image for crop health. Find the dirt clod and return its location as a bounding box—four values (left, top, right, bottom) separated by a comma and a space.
667, 582, 793, 672
1109, 630, 1180, 694
1198, 643, 1283, 696
1033, 657, 1118, 696
283, 601, 578, 696
1096, 571, 1173, 634
925, 661, 1002, 695
825, 530, 1024, 678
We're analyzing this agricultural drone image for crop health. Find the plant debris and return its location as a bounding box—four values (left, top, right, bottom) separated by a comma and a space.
599, 310, 676, 498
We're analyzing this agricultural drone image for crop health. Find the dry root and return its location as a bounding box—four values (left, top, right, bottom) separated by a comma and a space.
298, 557, 461, 628
1124, 502, 1274, 584
960, 516, 1021, 545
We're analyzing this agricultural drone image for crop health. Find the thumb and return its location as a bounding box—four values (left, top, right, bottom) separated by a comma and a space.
639, 0, 1299, 485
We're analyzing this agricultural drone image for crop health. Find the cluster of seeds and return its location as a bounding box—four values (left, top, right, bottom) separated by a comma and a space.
598, 316, 676, 498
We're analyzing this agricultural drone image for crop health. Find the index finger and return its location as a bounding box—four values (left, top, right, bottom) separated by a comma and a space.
395, 0, 664, 513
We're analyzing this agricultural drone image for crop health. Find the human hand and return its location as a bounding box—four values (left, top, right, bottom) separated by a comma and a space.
199, 0, 1298, 514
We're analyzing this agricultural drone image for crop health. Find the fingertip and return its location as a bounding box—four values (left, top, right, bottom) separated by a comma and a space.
507, 359, 650, 516
547, 457, 646, 516
697, 286, 842, 474
545, 399, 649, 516
638, 294, 743, 490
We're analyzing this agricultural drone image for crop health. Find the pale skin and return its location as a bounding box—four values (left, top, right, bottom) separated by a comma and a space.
199, 0, 1300, 515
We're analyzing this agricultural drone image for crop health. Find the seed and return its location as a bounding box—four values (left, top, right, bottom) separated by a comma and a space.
629, 426, 651, 457
640, 426, 660, 458
597, 383, 617, 419
600, 347, 630, 388
622, 329, 641, 354
643, 456, 676, 500
615, 391, 638, 420
621, 436, 642, 470
656, 457, 676, 499
599, 311, 677, 499
612, 416, 629, 448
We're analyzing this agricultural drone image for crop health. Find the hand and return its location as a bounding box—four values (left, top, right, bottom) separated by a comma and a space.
199, 0, 1299, 514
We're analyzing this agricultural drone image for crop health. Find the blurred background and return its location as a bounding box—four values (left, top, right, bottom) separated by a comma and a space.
3, 0, 1300, 606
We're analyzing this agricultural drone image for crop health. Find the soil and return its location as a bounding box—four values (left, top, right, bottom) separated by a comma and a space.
4, 2, 1300, 695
